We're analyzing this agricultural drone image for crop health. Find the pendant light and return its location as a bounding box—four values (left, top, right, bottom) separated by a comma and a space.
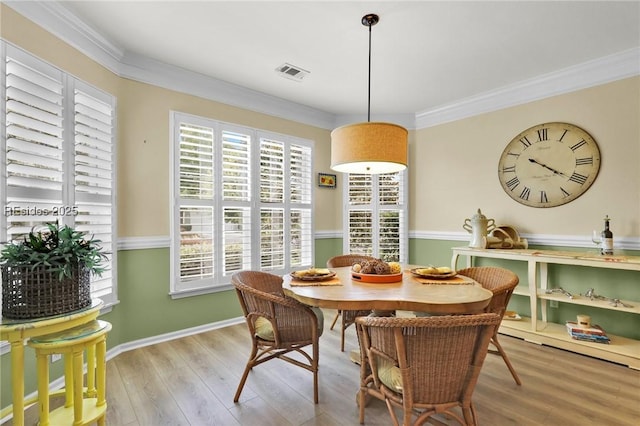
330, 13, 408, 175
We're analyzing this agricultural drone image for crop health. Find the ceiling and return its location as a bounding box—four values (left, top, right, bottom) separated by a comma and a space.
30, 1, 640, 120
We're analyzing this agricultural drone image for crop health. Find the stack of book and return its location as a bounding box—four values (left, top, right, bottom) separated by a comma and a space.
566, 321, 610, 344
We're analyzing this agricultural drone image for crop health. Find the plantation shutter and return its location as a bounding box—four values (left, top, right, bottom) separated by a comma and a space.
2, 43, 117, 305
73, 82, 116, 298
347, 174, 373, 256
378, 173, 405, 261
221, 129, 251, 276
345, 171, 407, 262
289, 144, 313, 267
170, 113, 314, 295
259, 138, 285, 270
176, 121, 215, 291
4, 51, 65, 239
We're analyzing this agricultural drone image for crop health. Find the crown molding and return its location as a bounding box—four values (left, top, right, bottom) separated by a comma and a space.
4, 0, 124, 72
415, 47, 640, 129
6, 2, 639, 132
118, 51, 336, 130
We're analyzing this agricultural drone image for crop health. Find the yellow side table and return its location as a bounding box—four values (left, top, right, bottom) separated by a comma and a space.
28, 319, 112, 426
0, 299, 103, 426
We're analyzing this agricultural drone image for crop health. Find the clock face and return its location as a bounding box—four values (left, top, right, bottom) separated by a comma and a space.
498, 122, 601, 208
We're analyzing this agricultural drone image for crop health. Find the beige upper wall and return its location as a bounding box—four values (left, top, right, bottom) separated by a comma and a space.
412, 76, 640, 238
117, 79, 334, 236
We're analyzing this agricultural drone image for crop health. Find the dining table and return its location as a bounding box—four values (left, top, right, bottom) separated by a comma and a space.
282, 266, 493, 315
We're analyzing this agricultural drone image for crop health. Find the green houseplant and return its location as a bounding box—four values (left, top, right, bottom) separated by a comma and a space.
1, 221, 108, 319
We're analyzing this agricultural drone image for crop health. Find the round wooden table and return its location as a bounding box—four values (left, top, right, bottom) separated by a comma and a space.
283, 266, 492, 315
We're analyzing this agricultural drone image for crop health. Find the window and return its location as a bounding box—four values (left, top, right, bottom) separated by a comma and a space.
343, 171, 407, 262
170, 112, 313, 296
1, 42, 117, 305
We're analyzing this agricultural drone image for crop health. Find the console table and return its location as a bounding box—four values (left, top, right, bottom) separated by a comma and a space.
451, 247, 640, 369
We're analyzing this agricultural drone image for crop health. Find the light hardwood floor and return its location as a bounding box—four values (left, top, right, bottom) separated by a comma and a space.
11, 309, 640, 425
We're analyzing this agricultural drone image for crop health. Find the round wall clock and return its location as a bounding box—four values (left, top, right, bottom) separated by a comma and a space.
498, 122, 601, 208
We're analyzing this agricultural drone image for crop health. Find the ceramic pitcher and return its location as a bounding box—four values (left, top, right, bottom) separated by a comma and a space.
463, 209, 496, 248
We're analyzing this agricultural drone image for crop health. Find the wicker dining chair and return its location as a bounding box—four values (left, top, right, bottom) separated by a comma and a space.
457, 266, 522, 385
231, 271, 324, 403
356, 313, 502, 426
326, 255, 377, 352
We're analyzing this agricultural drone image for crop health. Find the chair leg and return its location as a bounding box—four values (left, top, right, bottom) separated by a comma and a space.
330, 310, 341, 330
312, 340, 320, 404
340, 315, 347, 352
491, 335, 522, 385
234, 343, 258, 402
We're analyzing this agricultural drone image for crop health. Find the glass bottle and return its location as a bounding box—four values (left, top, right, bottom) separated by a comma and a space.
600, 215, 613, 255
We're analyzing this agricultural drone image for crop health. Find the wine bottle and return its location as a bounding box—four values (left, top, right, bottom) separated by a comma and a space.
600, 215, 613, 255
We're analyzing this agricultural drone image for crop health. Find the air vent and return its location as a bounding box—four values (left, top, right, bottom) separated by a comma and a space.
275, 63, 310, 82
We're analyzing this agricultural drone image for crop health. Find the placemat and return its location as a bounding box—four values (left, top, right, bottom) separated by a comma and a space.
289, 277, 342, 287
413, 276, 474, 285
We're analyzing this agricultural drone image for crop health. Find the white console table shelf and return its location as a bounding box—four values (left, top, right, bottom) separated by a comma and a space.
451, 247, 640, 369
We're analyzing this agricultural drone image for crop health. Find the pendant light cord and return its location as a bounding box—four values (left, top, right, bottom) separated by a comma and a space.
367, 20, 372, 123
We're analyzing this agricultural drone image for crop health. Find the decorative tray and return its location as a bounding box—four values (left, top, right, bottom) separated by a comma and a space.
410, 268, 457, 280
351, 272, 403, 283
290, 270, 336, 281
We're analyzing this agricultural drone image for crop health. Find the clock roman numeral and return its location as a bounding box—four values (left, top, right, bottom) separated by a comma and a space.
519, 187, 531, 201
569, 172, 588, 185
519, 136, 532, 148
575, 157, 593, 166
537, 128, 548, 141
558, 129, 569, 142
502, 165, 516, 173
570, 140, 587, 151
540, 191, 548, 203
560, 187, 571, 198
505, 177, 520, 191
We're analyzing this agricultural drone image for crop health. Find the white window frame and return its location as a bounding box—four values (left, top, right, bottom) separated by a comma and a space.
1, 41, 118, 308
169, 111, 314, 298
342, 170, 408, 263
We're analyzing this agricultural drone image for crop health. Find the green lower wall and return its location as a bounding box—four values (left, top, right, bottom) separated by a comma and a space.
2, 238, 639, 410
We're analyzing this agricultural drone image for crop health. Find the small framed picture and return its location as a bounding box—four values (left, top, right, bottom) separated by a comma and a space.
318, 173, 337, 188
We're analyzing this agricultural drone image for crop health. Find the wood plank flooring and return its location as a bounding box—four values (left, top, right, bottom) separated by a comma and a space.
9, 309, 640, 425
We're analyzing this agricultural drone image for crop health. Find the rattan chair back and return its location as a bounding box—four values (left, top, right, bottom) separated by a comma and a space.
231, 271, 322, 403
457, 266, 522, 385
326, 254, 376, 268
356, 313, 501, 426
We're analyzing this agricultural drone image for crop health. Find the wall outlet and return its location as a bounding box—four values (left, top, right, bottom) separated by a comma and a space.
51, 354, 62, 363
549, 300, 559, 308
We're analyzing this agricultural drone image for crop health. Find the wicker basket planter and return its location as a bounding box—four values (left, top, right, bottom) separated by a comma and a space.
1, 265, 91, 319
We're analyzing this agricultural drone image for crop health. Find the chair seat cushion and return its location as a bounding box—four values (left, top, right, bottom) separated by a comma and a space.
254, 308, 324, 341
377, 357, 403, 394
255, 316, 275, 340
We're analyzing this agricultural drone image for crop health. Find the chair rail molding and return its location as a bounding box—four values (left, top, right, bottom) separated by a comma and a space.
410, 231, 640, 251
